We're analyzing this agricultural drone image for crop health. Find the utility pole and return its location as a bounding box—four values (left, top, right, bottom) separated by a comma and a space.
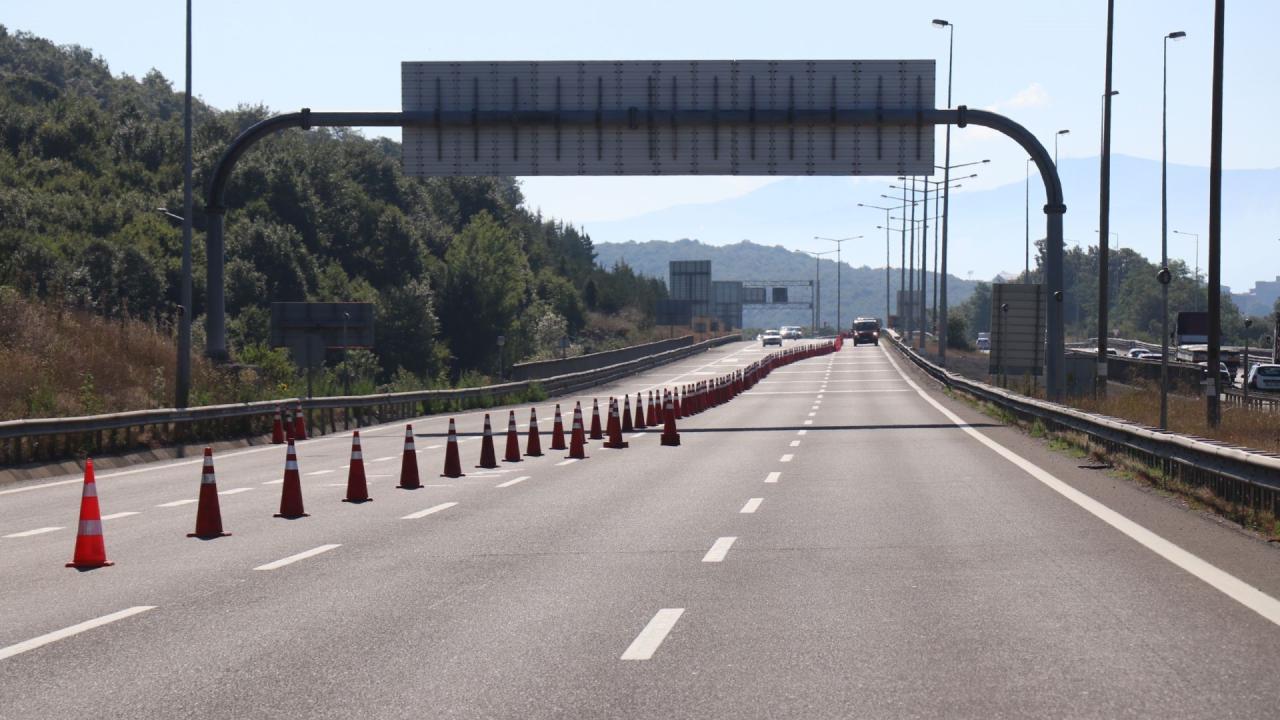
177, 0, 193, 408
1096, 0, 1116, 395
1207, 0, 1225, 427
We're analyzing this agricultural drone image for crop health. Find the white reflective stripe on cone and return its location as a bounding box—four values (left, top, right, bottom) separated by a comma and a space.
285, 461, 298, 470
78, 520, 102, 535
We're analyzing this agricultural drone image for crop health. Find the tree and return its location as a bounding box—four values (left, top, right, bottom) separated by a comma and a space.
439, 211, 531, 372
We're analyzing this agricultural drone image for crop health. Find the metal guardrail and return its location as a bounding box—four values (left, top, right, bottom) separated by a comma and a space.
0, 335, 740, 468
888, 333, 1280, 518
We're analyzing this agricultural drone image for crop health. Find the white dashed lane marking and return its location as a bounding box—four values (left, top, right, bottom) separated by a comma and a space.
0, 606, 156, 661
740, 498, 763, 514
702, 536, 738, 563
254, 544, 341, 571
3, 526, 63, 539
620, 609, 685, 661
765, 472, 780, 483
401, 502, 458, 520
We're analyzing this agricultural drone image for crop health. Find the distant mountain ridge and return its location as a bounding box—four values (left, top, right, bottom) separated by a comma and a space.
593, 238, 977, 329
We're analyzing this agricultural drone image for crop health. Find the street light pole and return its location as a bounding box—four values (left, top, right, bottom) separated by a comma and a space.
933, 17, 955, 360
814, 236, 862, 335
1159, 25, 1181, 428
177, 0, 194, 409
1097, 0, 1117, 395
1207, 0, 1226, 427
859, 202, 908, 325
804, 249, 836, 332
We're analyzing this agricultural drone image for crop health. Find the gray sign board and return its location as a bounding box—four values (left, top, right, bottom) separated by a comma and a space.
989, 284, 1045, 376
402, 60, 935, 176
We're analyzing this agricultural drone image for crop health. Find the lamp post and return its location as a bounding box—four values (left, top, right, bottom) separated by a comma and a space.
859, 202, 908, 324
1097, 0, 1117, 396
814, 235, 862, 334
1173, 230, 1201, 308
932, 17, 956, 360
1160, 26, 1184, 432
176, 0, 194, 409
1054, 129, 1070, 166
804, 249, 837, 332
1207, 0, 1225, 428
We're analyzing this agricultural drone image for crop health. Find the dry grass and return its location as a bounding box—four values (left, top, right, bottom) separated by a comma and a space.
1069, 381, 1280, 455
0, 290, 238, 420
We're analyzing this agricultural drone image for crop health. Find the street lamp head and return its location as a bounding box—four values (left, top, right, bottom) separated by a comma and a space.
981, 159, 991, 163
932, 19, 950, 28
1057, 129, 1071, 136
1168, 31, 1187, 40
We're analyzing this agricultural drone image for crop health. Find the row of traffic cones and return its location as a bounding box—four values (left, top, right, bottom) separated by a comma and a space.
270, 403, 309, 444
67, 340, 840, 568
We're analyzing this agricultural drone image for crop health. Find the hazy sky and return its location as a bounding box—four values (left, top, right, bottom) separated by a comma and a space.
8, 1, 1277, 246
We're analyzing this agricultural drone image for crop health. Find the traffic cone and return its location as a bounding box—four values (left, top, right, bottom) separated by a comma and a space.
477, 414, 498, 468
343, 431, 370, 503
274, 439, 308, 518
441, 418, 465, 478
271, 407, 285, 444
589, 399, 604, 440
399, 424, 421, 489
551, 404, 568, 451
188, 447, 230, 538
603, 398, 629, 449
525, 408, 543, 457
293, 402, 307, 440
283, 405, 295, 441
632, 392, 646, 430
621, 395, 634, 432
660, 391, 681, 447
66, 459, 112, 568
646, 391, 658, 426
673, 388, 683, 418
566, 402, 587, 459
503, 410, 522, 463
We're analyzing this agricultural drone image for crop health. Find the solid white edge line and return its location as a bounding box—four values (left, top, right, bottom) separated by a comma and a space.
401, 502, 458, 520
620, 608, 685, 660
496, 476, 530, 488
3, 526, 64, 539
0, 606, 156, 661
702, 536, 738, 562
740, 498, 763, 514
880, 343, 1280, 627
765, 472, 781, 483
253, 544, 341, 571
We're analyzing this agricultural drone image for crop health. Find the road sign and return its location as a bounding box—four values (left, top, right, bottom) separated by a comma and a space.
402, 60, 935, 176
989, 284, 1045, 377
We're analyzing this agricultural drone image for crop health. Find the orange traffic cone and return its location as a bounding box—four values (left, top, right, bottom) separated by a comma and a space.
633, 392, 647, 429
646, 391, 658, 426
603, 398, 629, 449
283, 405, 295, 441
503, 410, 522, 463
621, 394, 634, 431
589, 399, 604, 440
399, 424, 421, 489
293, 402, 307, 440
271, 407, 285, 444
673, 388, 683, 418
660, 391, 681, 447
274, 439, 308, 518
525, 408, 543, 457
441, 418, 465, 478
66, 459, 112, 568
343, 431, 370, 503
550, 404, 568, 451
188, 447, 230, 538
566, 402, 588, 459
477, 413, 498, 468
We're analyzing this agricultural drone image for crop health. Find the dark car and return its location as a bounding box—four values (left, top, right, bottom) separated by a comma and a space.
852, 318, 880, 346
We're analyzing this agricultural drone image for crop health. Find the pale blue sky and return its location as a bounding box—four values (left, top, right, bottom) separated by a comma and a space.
8, 1, 1278, 252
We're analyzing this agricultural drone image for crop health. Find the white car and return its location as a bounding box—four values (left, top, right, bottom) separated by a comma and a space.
1126, 348, 1148, 358
1247, 363, 1280, 391
761, 330, 783, 347
780, 326, 802, 340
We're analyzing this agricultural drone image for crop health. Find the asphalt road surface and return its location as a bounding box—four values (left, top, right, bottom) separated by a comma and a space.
4, 339, 1280, 719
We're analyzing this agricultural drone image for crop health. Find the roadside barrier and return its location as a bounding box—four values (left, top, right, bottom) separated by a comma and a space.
274, 439, 307, 519
0, 335, 740, 470
189, 448, 229, 538
66, 458, 112, 569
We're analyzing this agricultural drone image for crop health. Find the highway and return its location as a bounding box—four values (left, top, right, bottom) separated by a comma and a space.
3, 339, 1280, 718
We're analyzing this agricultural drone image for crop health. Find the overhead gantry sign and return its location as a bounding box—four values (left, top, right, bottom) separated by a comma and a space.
204, 59, 1066, 397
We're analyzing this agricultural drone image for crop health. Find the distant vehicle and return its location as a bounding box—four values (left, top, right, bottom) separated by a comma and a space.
1175, 311, 1209, 347
975, 332, 990, 352
1247, 364, 1280, 392
761, 330, 783, 347
1106, 348, 1120, 356
1136, 351, 1162, 360
780, 326, 803, 340
1126, 348, 1148, 358
1198, 361, 1233, 388
852, 318, 880, 346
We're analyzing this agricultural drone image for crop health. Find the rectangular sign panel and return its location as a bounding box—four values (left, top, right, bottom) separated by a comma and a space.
402, 60, 935, 176
989, 284, 1045, 376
